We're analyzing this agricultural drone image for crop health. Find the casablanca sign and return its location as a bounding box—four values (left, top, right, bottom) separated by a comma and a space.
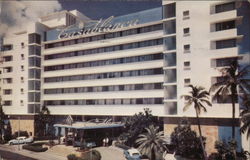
58, 16, 139, 39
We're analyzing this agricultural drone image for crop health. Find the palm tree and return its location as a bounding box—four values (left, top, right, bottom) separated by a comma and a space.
181, 85, 212, 160
135, 125, 168, 160
210, 60, 250, 139
240, 95, 250, 139
36, 105, 51, 137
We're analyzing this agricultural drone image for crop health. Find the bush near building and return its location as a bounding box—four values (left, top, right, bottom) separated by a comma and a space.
170, 119, 205, 160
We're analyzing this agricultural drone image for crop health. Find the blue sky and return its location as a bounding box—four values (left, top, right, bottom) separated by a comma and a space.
59, 1, 161, 20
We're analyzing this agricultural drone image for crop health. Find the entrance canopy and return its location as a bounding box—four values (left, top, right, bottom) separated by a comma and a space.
53, 119, 124, 130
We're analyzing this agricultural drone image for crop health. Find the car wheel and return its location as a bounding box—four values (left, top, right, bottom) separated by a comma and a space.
9, 142, 13, 145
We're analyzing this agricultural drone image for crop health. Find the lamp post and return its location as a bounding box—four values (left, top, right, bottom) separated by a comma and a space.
18, 116, 20, 150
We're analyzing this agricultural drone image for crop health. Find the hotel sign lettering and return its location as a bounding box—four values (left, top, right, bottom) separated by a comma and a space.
58, 16, 139, 39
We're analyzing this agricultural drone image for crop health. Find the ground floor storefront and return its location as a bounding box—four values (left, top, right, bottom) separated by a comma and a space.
6, 114, 249, 154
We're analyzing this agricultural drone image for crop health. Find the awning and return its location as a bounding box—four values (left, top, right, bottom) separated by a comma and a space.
53, 121, 124, 130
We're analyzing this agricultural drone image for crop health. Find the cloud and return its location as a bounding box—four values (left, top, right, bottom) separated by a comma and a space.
0, 0, 62, 37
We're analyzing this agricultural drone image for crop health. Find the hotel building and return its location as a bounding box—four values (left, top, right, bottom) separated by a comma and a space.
0, 0, 250, 152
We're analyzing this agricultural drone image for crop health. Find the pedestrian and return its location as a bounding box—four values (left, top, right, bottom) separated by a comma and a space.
105, 137, 109, 147
103, 138, 106, 147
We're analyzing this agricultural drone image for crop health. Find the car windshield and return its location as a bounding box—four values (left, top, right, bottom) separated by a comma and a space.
132, 153, 140, 156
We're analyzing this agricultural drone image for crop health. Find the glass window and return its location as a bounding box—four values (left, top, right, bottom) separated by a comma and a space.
29, 45, 41, 56
183, 10, 189, 17
215, 2, 235, 13
183, 28, 190, 35
28, 33, 41, 44
3, 101, 12, 106
184, 78, 191, 87
28, 80, 40, 90
216, 39, 236, 49
163, 3, 176, 19
184, 44, 190, 53
215, 20, 235, 31
3, 89, 12, 95
164, 36, 176, 50
163, 20, 176, 35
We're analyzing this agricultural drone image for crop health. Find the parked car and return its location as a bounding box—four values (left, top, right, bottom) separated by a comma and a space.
8, 136, 33, 145
124, 148, 141, 160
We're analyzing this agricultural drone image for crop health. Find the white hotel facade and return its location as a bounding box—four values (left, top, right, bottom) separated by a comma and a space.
0, 0, 250, 152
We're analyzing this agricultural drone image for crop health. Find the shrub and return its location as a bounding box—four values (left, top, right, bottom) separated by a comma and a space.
208, 153, 222, 160
67, 154, 78, 160
170, 119, 205, 159
81, 150, 101, 160
22, 142, 48, 152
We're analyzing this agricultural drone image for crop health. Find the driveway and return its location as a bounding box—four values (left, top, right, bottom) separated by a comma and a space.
0, 144, 126, 160
96, 146, 126, 160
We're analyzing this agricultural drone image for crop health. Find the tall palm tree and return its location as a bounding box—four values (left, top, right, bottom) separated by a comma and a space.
210, 60, 250, 139
37, 105, 51, 137
240, 95, 250, 139
135, 125, 168, 160
181, 85, 211, 160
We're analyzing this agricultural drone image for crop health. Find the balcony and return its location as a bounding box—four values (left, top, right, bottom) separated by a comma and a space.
210, 28, 238, 41
43, 74, 164, 89
43, 45, 164, 66
210, 10, 237, 23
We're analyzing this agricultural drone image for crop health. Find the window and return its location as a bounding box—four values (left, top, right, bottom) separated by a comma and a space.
214, 57, 238, 67
3, 67, 12, 73
4, 89, 12, 95
3, 56, 12, 62
215, 2, 235, 13
163, 20, 176, 35
183, 28, 190, 36
183, 10, 190, 20
3, 78, 12, 84
28, 33, 41, 44
21, 54, 24, 60
163, 3, 176, 19
21, 77, 24, 82
164, 36, 176, 50
216, 39, 236, 49
29, 45, 41, 56
3, 101, 12, 106
215, 20, 235, 31
21, 65, 24, 71
20, 100, 24, 106
184, 44, 190, 53
2, 45, 13, 51
184, 61, 190, 70
21, 88, 24, 94
184, 78, 191, 87
29, 57, 41, 67
21, 42, 24, 48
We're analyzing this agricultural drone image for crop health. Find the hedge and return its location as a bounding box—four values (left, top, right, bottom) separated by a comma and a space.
22, 143, 48, 152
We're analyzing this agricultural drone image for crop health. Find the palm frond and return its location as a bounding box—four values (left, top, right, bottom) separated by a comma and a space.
183, 101, 192, 112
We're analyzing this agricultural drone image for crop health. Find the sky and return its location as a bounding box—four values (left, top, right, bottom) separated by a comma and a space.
0, 0, 161, 36
59, 1, 162, 20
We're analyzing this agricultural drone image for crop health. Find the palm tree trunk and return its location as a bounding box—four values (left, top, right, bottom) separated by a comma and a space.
231, 86, 237, 159
231, 86, 236, 139
195, 108, 207, 160
151, 149, 155, 160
